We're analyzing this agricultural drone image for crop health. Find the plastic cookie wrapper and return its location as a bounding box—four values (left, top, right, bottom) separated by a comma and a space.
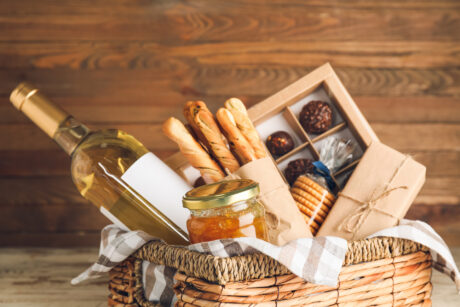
314, 137, 357, 192
291, 137, 356, 235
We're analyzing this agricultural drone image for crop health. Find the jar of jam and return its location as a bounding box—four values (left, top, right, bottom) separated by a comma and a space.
182, 179, 268, 244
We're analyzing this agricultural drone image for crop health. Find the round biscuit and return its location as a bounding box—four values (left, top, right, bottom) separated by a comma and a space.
293, 195, 327, 221
297, 175, 336, 202
293, 198, 326, 224
293, 194, 330, 223
298, 175, 336, 202
299, 210, 320, 230
291, 186, 324, 207
309, 225, 318, 236
291, 189, 330, 218
295, 202, 324, 226
291, 187, 332, 213
293, 180, 334, 207
310, 227, 318, 235
299, 212, 320, 235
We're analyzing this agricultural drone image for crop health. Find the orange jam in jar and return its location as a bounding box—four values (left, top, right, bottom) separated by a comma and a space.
183, 179, 268, 244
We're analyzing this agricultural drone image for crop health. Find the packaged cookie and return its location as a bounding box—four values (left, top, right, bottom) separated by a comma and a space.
290, 137, 356, 235
291, 175, 335, 235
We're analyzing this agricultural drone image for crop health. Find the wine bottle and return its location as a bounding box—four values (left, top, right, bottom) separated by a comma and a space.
10, 83, 190, 245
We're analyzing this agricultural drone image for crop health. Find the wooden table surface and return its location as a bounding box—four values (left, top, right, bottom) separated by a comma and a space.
0, 247, 459, 306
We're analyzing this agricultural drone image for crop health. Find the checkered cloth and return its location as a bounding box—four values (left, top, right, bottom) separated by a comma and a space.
72, 219, 460, 306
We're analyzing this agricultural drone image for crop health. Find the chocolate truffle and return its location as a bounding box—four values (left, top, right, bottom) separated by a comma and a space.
299, 101, 332, 134
284, 158, 314, 185
266, 131, 295, 157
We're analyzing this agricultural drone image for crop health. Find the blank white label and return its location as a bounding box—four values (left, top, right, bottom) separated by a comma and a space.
121, 152, 191, 233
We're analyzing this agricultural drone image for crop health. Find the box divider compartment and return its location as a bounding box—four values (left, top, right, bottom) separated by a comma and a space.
311, 122, 347, 144
334, 158, 360, 177
284, 107, 311, 143
275, 142, 310, 164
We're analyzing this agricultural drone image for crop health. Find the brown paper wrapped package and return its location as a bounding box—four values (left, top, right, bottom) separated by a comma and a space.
226, 157, 312, 245
317, 142, 426, 241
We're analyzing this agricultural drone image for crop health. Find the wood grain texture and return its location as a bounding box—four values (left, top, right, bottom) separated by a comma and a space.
0, 248, 108, 306
0, 0, 459, 246
0, 68, 459, 99
1, 41, 460, 70
0, 247, 459, 306
0, 0, 459, 42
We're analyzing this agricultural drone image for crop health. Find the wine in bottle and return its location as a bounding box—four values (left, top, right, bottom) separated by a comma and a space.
10, 83, 190, 245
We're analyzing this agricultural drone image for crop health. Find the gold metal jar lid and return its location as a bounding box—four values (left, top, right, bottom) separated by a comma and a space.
183, 179, 260, 210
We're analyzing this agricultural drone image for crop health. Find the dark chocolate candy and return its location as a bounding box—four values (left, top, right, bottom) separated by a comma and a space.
266, 131, 295, 157
299, 101, 332, 134
284, 158, 314, 185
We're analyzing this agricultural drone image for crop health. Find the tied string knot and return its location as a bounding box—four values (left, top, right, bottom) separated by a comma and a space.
338, 155, 411, 239
338, 185, 408, 236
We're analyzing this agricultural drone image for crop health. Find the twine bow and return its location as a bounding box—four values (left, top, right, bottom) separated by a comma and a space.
338, 155, 410, 240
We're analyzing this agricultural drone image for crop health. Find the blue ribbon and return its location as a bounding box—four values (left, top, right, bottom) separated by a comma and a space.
312, 161, 336, 192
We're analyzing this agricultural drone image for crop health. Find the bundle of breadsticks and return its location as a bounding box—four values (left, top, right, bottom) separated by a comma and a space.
163, 98, 312, 245
162, 98, 267, 184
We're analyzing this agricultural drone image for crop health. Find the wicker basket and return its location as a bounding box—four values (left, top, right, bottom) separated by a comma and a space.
108, 237, 432, 307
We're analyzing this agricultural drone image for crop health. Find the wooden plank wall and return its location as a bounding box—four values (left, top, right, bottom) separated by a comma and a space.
0, 0, 459, 247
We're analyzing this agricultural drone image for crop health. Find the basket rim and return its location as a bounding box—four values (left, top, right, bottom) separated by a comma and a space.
133, 236, 428, 285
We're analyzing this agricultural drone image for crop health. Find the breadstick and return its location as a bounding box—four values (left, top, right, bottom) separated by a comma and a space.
184, 101, 239, 173
216, 108, 256, 165
183, 101, 211, 149
225, 98, 267, 159
162, 117, 225, 183
195, 109, 240, 173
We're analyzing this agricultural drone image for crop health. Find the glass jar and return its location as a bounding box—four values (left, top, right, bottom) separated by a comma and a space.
182, 179, 268, 244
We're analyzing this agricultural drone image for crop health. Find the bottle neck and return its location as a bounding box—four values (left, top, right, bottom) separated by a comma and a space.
9, 82, 91, 155
54, 116, 91, 155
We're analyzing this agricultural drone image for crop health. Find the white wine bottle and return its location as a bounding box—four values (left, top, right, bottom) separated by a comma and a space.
10, 83, 190, 245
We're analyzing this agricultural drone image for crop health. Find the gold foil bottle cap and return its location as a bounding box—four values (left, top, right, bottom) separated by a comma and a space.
10, 82, 37, 110
9, 82, 68, 137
